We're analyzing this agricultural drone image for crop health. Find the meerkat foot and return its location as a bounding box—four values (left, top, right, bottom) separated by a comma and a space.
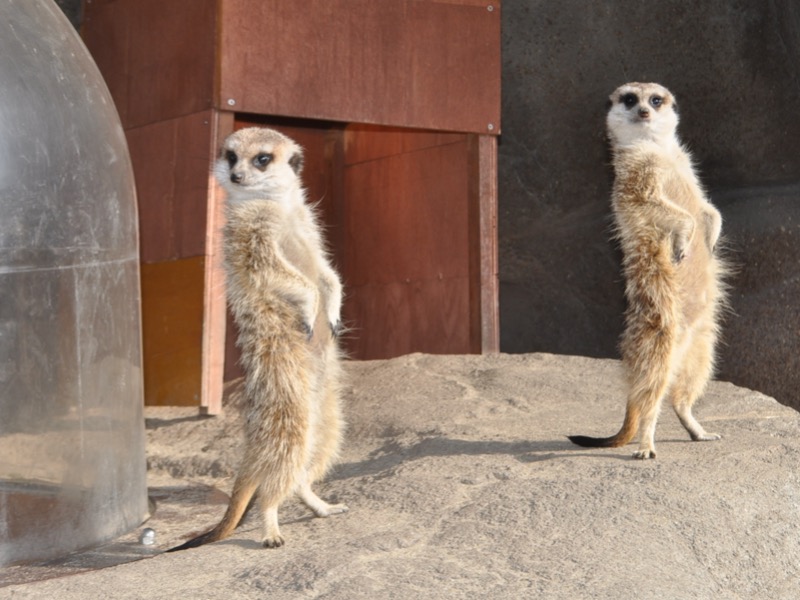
676, 408, 721, 442
298, 482, 349, 518
633, 448, 656, 460
262, 534, 286, 549
314, 502, 349, 518
260, 506, 285, 548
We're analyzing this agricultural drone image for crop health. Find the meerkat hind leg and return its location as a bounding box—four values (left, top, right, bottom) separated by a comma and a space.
261, 505, 285, 548
675, 404, 721, 442
670, 329, 721, 442
630, 380, 672, 460
297, 474, 349, 518
633, 410, 660, 460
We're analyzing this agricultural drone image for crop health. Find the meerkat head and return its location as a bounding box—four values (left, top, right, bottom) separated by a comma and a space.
215, 127, 305, 200
606, 82, 679, 148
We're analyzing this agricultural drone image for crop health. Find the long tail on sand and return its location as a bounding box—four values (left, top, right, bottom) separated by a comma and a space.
567, 404, 640, 448
165, 485, 257, 552
166, 530, 219, 553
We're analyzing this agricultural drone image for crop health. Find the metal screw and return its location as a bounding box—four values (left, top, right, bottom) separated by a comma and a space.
488, 123, 495, 131
227, 98, 236, 106
487, 5, 494, 12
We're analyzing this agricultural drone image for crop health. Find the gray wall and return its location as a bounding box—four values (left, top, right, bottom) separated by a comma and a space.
500, 0, 800, 409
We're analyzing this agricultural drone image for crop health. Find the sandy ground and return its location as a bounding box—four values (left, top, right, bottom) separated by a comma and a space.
2, 352, 799, 599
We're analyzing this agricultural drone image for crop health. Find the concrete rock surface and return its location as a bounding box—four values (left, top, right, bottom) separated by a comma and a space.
2, 353, 799, 599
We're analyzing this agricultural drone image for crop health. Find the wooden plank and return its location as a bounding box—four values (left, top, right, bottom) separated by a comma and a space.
199, 111, 235, 415
82, 0, 216, 129
125, 111, 215, 263
141, 257, 205, 406
469, 135, 500, 353
218, 0, 501, 134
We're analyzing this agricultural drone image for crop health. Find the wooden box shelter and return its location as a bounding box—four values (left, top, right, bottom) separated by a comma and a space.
82, 0, 502, 413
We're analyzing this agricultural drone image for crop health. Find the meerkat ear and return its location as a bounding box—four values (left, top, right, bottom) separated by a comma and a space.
288, 150, 304, 175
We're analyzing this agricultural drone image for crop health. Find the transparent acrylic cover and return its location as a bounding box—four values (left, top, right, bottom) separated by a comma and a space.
0, 0, 147, 565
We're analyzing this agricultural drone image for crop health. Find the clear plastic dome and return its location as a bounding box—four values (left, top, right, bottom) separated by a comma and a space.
0, 1, 147, 565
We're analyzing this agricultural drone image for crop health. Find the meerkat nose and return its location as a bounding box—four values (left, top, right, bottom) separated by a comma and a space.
638, 108, 650, 119
231, 172, 243, 184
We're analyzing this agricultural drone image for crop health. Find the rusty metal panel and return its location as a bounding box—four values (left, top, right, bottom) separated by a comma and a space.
341, 127, 474, 358
126, 111, 215, 263
83, 0, 216, 129
218, 0, 501, 134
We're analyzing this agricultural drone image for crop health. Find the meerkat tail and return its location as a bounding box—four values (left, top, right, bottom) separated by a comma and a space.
165, 477, 259, 553
567, 403, 641, 447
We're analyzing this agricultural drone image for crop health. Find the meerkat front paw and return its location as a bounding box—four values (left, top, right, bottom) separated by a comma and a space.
671, 221, 695, 264
690, 431, 722, 442
672, 245, 686, 264
325, 301, 342, 337
300, 320, 314, 340
319, 271, 343, 335
296, 292, 320, 340
330, 320, 343, 338
703, 209, 722, 253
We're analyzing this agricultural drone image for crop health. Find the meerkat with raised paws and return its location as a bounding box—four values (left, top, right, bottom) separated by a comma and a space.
568, 82, 727, 459
168, 127, 347, 551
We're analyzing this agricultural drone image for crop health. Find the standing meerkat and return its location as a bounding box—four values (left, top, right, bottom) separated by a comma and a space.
569, 82, 727, 459
169, 127, 347, 550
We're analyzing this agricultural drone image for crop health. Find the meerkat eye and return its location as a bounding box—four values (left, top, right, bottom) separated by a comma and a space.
225, 150, 237, 168
253, 153, 273, 170
650, 95, 664, 108
621, 93, 639, 108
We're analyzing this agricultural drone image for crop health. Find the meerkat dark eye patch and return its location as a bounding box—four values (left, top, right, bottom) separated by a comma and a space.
621, 93, 639, 108
252, 153, 273, 170
649, 95, 664, 108
225, 150, 237, 168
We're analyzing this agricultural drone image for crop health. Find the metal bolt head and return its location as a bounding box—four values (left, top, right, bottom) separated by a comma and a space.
227, 98, 236, 106
139, 528, 156, 545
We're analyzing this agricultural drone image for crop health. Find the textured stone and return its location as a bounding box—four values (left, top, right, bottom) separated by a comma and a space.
3, 354, 799, 598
